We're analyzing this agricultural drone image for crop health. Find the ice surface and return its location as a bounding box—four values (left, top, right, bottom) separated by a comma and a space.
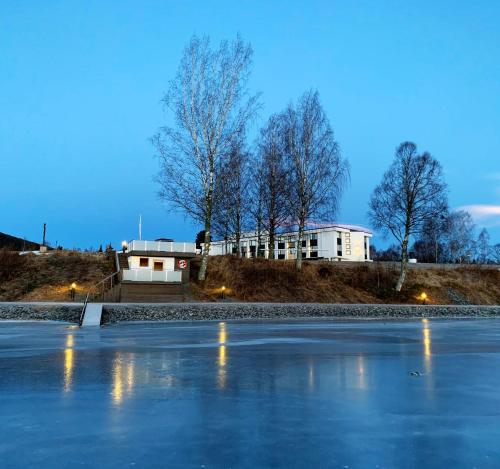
1, 318, 500, 468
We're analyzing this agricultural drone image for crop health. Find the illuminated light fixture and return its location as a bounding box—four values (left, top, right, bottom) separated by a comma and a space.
420, 292, 428, 304
71, 282, 77, 290
121, 240, 128, 253
221, 285, 226, 300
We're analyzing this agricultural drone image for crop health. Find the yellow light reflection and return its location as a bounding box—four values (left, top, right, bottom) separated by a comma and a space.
112, 354, 123, 405
219, 322, 227, 345
66, 334, 74, 348
126, 361, 135, 394
64, 333, 75, 393
217, 322, 228, 389
422, 319, 432, 373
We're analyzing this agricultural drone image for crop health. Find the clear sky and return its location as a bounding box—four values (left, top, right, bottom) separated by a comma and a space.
1, 0, 499, 249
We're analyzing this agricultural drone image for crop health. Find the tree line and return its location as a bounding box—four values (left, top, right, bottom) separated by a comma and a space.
152, 35, 348, 280
373, 213, 499, 265
153, 34, 498, 290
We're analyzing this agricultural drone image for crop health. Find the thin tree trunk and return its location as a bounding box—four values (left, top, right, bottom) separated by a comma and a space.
269, 230, 275, 260
395, 234, 409, 291
236, 233, 241, 258
199, 176, 214, 281
199, 226, 211, 281
296, 225, 304, 271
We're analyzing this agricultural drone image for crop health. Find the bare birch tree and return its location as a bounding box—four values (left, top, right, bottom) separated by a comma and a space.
152, 35, 259, 280
248, 165, 266, 256
443, 210, 476, 263
255, 113, 290, 259
212, 141, 252, 256
368, 142, 447, 291
283, 90, 349, 271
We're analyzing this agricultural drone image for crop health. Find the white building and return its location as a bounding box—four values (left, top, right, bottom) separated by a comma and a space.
120, 239, 196, 283
209, 224, 372, 262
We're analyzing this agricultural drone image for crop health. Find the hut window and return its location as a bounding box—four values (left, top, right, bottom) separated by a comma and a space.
139, 258, 149, 267
153, 261, 163, 271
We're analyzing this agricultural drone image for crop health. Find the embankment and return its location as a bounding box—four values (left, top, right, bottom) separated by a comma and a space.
2, 302, 500, 324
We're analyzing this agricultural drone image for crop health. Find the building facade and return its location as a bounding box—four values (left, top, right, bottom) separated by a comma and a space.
121, 239, 196, 283
209, 224, 372, 262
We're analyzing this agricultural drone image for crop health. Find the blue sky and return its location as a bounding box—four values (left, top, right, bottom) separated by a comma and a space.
1, 0, 499, 249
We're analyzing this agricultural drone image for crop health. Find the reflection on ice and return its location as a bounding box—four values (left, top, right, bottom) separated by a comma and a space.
218, 322, 227, 389
111, 353, 136, 406
64, 333, 74, 393
422, 319, 432, 373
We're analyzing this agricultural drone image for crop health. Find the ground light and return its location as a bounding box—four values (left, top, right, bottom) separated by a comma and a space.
420, 292, 428, 305
221, 286, 226, 300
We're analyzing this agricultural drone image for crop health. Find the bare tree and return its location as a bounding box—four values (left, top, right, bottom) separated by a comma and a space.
152, 35, 259, 280
283, 90, 349, 271
248, 163, 266, 257
477, 228, 491, 264
491, 244, 500, 264
411, 214, 448, 263
212, 141, 252, 256
255, 113, 290, 259
369, 142, 447, 291
443, 210, 476, 263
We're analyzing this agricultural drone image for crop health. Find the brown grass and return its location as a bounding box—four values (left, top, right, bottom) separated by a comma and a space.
1, 250, 498, 305
0, 249, 114, 301
190, 256, 500, 305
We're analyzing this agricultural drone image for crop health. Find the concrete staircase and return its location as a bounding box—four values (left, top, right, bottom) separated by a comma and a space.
120, 282, 189, 303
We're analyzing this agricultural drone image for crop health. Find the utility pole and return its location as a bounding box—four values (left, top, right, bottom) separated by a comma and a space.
42, 223, 46, 247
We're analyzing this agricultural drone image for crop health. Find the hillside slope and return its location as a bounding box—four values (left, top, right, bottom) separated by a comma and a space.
0, 250, 114, 301
0, 250, 498, 305
190, 256, 500, 305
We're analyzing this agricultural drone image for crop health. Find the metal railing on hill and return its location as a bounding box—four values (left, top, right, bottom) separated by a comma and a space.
79, 269, 121, 326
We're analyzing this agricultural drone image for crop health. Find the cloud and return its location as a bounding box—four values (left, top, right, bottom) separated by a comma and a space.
459, 204, 500, 227
485, 172, 500, 181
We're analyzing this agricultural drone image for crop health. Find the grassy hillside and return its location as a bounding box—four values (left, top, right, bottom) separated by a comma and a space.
191, 256, 500, 305
0, 250, 498, 304
0, 250, 114, 301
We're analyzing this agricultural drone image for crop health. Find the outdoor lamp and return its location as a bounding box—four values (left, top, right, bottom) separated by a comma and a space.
221, 285, 226, 300
121, 240, 128, 253
420, 292, 427, 304
70, 282, 76, 301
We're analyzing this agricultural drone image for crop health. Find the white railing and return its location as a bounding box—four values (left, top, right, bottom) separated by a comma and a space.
127, 240, 196, 253
122, 269, 182, 283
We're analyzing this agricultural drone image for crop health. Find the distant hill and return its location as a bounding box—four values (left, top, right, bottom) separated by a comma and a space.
0, 232, 40, 251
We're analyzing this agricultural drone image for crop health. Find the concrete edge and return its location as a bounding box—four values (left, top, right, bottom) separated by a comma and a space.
2, 302, 498, 324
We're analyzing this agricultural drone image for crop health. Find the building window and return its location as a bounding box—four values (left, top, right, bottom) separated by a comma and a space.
278, 241, 285, 250
153, 261, 163, 271
337, 237, 342, 246
310, 238, 318, 247
139, 258, 149, 267
278, 253, 285, 260
301, 240, 307, 247
310, 251, 318, 258
337, 250, 342, 257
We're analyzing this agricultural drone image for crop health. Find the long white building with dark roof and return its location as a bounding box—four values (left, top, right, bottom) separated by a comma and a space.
209, 223, 372, 262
